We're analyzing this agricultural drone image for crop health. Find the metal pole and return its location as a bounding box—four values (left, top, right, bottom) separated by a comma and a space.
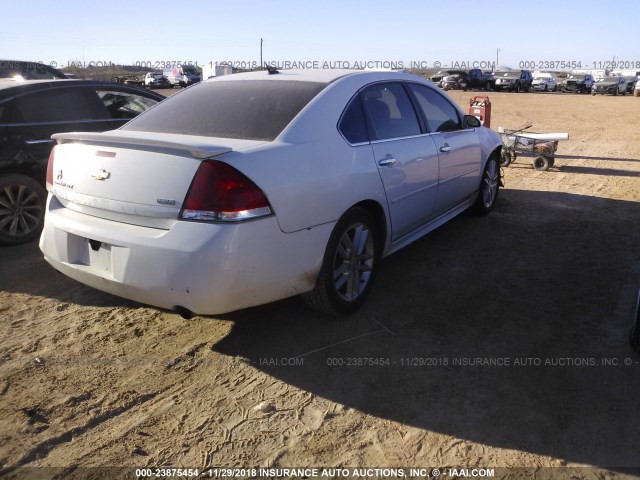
260, 38, 263, 70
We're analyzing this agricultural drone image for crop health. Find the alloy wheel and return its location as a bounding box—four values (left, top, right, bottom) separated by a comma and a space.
333, 223, 375, 302
0, 182, 44, 240
482, 160, 499, 208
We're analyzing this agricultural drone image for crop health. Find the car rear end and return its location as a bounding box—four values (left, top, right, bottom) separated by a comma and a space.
39, 76, 335, 315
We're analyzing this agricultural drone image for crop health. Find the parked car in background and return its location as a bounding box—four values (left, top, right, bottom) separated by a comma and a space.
623, 76, 638, 94
441, 70, 469, 91
0, 60, 66, 80
0, 80, 164, 245
531, 72, 558, 92
429, 69, 458, 87
40, 69, 503, 317
467, 68, 493, 90
144, 72, 170, 89
561, 74, 594, 93
591, 76, 627, 95
163, 65, 201, 88
492, 70, 533, 92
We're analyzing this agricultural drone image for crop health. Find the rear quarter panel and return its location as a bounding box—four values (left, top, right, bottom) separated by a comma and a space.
218, 74, 393, 235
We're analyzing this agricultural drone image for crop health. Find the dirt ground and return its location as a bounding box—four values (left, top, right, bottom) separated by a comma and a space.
1, 89, 640, 480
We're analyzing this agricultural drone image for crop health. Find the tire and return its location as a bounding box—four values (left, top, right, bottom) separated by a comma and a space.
302, 207, 380, 315
592, 92, 596, 96
500, 150, 513, 167
533, 156, 551, 171
614, 88, 618, 96
544, 84, 548, 92
635, 89, 640, 97
515, 83, 521, 93
0, 174, 47, 245
473, 156, 500, 215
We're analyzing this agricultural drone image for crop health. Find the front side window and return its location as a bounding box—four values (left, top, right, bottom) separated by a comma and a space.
14, 88, 100, 123
94, 89, 159, 119
360, 82, 420, 141
407, 83, 461, 133
123, 80, 327, 141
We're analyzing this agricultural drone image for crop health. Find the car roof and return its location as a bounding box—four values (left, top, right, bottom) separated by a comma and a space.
0, 78, 165, 100
203, 68, 426, 85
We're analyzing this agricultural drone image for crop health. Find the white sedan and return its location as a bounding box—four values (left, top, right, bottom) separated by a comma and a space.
531, 74, 558, 92
40, 69, 502, 316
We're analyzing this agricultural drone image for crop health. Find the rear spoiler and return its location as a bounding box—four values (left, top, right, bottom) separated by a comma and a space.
52, 131, 232, 159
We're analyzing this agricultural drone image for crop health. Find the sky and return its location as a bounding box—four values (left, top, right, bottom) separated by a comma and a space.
2, 0, 639, 72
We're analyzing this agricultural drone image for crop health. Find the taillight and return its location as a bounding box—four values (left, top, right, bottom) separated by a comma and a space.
46, 145, 56, 192
180, 161, 272, 222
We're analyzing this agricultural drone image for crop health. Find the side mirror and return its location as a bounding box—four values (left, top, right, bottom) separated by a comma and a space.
464, 115, 482, 128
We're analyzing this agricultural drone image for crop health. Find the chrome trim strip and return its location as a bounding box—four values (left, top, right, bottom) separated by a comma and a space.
6, 119, 111, 127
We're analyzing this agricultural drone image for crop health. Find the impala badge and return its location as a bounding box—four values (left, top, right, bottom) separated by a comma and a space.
92, 169, 111, 181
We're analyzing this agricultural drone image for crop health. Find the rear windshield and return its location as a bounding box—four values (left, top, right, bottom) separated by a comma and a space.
123, 79, 327, 141
0, 61, 65, 80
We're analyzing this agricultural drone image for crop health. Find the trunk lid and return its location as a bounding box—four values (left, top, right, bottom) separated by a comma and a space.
50, 131, 265, 228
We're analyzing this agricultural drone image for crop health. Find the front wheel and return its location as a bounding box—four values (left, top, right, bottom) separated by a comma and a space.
0, 174, 47, 245
302, 208, 380, 315
473, 156, 500, 215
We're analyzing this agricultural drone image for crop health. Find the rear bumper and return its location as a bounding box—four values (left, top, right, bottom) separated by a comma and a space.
39, 195, 332, 315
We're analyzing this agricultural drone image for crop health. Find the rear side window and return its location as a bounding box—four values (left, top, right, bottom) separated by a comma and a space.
360, 82, 421, 141
339, 95, 368, 144
123, 80, 327, 141
407, 84, 461, 133
14, 88, 100, 123
94, 89, 158, 119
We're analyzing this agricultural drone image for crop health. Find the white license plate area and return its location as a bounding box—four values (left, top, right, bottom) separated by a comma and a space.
87, 240, 112, 274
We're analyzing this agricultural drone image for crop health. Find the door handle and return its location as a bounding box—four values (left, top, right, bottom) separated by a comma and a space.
24, 139, 54, 145
440, 145, 452, 153
378, 157, 397, 167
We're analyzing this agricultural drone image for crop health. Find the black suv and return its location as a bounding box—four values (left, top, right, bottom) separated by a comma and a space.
491, 70, 533, 92
0, 80, 164, 244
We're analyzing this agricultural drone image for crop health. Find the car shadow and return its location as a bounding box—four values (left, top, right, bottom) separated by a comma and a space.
212, 189, 640, 471
2, 189, 640, 470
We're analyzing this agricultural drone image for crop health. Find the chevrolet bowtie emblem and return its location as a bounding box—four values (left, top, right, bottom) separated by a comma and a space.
92, 169, 111, 180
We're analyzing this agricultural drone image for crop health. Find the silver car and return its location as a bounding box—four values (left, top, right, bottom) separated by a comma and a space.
40, 69, 502, 316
